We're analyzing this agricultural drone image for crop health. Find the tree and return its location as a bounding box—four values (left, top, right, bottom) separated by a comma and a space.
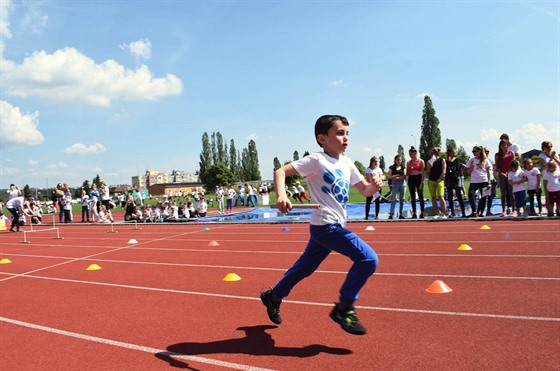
92, 175, 101, 189
216, 132, 227, 164
379, 156, 386, 172
293, 151, 299, 161
419, 95, 442, 163
201, 162, 235, 190
199, 132, 212, 180
354, 160, 366, 175
229, 139, 238, 176
211, 132, 218, 165
81, 180, 90, 194
273, 157, 282, 172
246, 139, 261, 180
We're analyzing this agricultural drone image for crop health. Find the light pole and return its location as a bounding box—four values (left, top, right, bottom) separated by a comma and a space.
411, 134, 416, 149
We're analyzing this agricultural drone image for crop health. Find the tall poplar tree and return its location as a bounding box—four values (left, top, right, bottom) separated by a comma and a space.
419, 95, 441, 163
199, 132, 212, 178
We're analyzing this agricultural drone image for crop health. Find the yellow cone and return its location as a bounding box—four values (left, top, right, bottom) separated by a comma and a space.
480, 225, 491, 230
457, 244, 472, 251
223, 273, 241, 281
86, 264, 102, 271
0, 258, 12, 264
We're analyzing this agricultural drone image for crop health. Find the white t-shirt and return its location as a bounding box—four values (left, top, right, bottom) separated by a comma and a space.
543, 170, 560, 192
466, 157, 492, 183
508, 169, 526, 193
365, 166, 383, 182
523, 168, 541, 190
291, 152, 363, 227
508, 143, 522, 156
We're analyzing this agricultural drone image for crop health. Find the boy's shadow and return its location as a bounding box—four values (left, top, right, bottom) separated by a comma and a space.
155, 325, 352, 369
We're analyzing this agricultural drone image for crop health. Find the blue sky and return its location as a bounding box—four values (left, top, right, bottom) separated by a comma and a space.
1, 0, 559, 189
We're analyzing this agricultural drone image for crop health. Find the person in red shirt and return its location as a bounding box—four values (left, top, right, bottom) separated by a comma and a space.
494, 140, 515, 216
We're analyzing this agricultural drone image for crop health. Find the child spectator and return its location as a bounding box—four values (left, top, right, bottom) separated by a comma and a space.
198, 197, 208, 217
507, 160, 526, 217
81, 189, 90, 222
523, 158, 542, 216
542, 161, 560, 217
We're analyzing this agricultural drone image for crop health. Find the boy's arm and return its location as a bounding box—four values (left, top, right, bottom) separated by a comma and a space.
274, 164, 298, 213
355, 173, 383, 198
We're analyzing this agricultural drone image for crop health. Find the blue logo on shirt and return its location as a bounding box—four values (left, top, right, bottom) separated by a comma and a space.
321, 169, 349, 205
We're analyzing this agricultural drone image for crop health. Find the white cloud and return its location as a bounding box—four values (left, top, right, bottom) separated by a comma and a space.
0, 101, 44, 147
329, 79, 346, 87
63, 142, 107, 155
20, 0, 48, 35
0, 0, 13, 57
0, 166, 20, 176
121, 39, 152, 63
27, 159, 38, 166
46, 161, 69, 170
1, 47, 183, 107
247, 133, 258, 141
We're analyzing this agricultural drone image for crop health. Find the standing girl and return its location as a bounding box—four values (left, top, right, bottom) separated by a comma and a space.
365, 156, 383, 220
495, 140, 515, 216
445, 147, 466, 218
466, 146, 492, 217
427, 147, 447, 218
523, 158, 542, 216
406, 147, 425, 219
542, 161, 560, 217
388, 155, 406, 219
507, 160, 526, 217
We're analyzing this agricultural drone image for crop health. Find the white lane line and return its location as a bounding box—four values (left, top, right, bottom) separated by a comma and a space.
0, 229, 218, 283
2, 254, 559, 281
3, 274, 559, 322
0, 316, 275, 371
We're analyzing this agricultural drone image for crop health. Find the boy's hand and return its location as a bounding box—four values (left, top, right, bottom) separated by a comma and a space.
371, 174, 384, 191
276, 197, 293, 214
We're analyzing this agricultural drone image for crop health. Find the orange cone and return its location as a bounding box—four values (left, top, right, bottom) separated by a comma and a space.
425, 280, 453, 293
208, 240, 220, 247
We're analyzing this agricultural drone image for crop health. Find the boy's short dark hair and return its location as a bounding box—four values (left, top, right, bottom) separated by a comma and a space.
314, 115, 349, 147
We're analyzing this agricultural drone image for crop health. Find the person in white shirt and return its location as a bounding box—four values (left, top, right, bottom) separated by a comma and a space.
538, 141, 560, 215
198, 197, 208, 217
6, 196, 24, 231
466, 146, 492, 217
542, 161, 560, 217
499, 133, 521, 160
523, 158, 542, 216
507, 160, 527, 217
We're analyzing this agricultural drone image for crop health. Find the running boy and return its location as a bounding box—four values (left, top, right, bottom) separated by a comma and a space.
260, 115, 383, 335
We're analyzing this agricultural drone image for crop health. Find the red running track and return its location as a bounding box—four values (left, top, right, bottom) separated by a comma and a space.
1, 218, 559, 370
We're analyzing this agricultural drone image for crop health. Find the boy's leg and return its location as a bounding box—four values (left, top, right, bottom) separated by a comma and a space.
273, 233, 332, 299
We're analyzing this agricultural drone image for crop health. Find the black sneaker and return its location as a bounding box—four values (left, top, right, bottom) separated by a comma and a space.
260, 288, 282, 324
329, 304, 367, 335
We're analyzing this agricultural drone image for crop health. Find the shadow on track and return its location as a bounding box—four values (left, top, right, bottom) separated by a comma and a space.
154, 324, 352, 369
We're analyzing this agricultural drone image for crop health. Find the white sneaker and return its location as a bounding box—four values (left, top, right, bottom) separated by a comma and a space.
441, 215, 448, 219
433, 215, 440, 219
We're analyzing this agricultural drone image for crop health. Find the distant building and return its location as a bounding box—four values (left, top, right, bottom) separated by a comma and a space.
148, 182, 205, 197
170, 170, 200, 183
131, 170, 172, 189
